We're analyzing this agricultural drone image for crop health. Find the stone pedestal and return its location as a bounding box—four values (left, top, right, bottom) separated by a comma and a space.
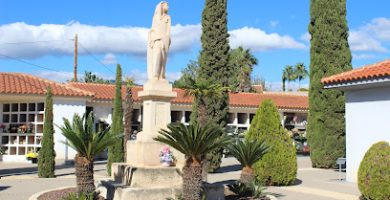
98, 79, 185, 200
126, 79, 185, 167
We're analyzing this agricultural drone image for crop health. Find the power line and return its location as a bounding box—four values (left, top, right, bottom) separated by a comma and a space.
76, 41, 115, 74
0, 53, 59, 72
0, 39, 73, 46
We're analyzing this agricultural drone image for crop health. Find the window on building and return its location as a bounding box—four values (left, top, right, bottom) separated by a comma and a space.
171, 111, 182, 123
132, 109, 140, 123
227, 113, 235, 124
184, 111, 191, 123
237, 113, 248, 124
249, 113, 255, 124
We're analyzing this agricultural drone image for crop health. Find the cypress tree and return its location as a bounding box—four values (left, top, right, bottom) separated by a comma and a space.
107, 64, 124, 174
123, 83, 133, 162
247, 100, 297, 186
197, 0, 231, 172
38, 87, 56, 178
307, 0, 352, 168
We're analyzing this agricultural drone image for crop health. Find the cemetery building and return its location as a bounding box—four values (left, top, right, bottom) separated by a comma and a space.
322, 59, 390, 182
0, 72, 308, 162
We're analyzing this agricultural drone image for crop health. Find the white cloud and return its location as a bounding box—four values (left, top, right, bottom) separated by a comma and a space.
348, 31, 387, 52
364, 18, 390, 41
127, 69, 180, 85
352, 53, 377, 60
33, 70, 80, 82
0, 22, 200, 58
229, 27, 306, 51
300, 18, 390, 53
348, 17, 390, 53
0, 22, 306, 59
33, 70, 117, 83
300, 32, 311, 43
101, 53, 117, 65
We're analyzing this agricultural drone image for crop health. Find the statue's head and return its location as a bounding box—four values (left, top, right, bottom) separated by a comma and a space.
155, 1, 169, 17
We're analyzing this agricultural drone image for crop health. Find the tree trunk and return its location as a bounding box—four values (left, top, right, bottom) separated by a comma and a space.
197, 100, 208, 128
298, 79, 301, 90
240, 166, 254, 186
182, 159, 203, 200
75, 154, 95, 195
123, 86, 133, 162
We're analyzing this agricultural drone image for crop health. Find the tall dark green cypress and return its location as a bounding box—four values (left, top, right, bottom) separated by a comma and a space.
198, 0, 231, 172
107, 64, 124, 174
38, 87, 56, 178
307, 0, 352, 168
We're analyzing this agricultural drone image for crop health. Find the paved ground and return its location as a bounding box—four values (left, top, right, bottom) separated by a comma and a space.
0, 156, 360, 200
209, 156, 360, 200
0, 161, 108, 200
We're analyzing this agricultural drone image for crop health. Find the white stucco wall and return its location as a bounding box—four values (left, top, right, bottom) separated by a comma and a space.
345, 86, 390, 182
53, 98, 87, 161
91, 102, 113, 125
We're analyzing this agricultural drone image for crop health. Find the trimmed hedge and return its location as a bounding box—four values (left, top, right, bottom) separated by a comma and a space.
358, 141, 390, 200
247, 100, 297, 186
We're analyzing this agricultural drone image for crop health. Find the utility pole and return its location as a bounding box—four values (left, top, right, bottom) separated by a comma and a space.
73, 34, 78, 82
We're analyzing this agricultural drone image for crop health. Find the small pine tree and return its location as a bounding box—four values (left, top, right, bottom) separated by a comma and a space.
38, 87, 56, 178
247, 100, 297, 186
107, 64, 124, 175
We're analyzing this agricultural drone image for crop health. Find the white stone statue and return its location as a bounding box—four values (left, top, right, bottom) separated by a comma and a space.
147, 1, 171, 80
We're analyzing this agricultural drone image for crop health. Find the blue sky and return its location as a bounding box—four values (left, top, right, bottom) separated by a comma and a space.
0, 0, 389, 90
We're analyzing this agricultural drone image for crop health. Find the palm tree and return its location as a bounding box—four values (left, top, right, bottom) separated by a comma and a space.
227, 140, 269, 185
58, 113, 122, 195
282, 65, 297, 91
230, 46, 258, 92
294, 63, 308, 89
282, 70, 288, 92
181, 77, 226, 127
154, 123, 231, 200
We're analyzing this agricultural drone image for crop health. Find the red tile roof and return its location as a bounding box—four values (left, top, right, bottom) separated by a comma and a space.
68, 82, 308, 110
230, 92, 308, 109
0, 73, 93, 97
322, 59, 390, 84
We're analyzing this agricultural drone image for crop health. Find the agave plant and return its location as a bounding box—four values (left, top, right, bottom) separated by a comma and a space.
228, 140, 269, 185
58, 113, 123, 196
155, 122, 230, 200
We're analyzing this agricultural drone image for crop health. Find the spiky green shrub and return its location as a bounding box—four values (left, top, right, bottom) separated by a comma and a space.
107, 64, 124, 175
247, 100, 297, 186
59, 113, 122, 195
227, 140, 269, 185
358, 141, 390, 200
155, 123, 230, 200
38, 87, 56, 178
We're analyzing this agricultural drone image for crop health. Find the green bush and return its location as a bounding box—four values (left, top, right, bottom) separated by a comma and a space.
247, 100, 297, 186
358, 141, 390, 200
61, 192, 95, 200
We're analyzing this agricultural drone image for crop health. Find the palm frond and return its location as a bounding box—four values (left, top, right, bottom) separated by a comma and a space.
57, 112, 123, 160
154, 122, 231, 163
227, 140, 269, 167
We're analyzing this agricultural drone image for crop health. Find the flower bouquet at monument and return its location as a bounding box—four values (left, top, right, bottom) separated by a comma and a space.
159, 146, 175, 167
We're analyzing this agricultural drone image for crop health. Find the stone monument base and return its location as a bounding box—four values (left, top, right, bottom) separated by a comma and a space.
126, 140, 185, 167
96, 163, 183, 200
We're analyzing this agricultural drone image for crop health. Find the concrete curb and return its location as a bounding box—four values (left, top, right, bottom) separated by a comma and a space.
266, 194, 278, 200
28, 186, 74, 200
